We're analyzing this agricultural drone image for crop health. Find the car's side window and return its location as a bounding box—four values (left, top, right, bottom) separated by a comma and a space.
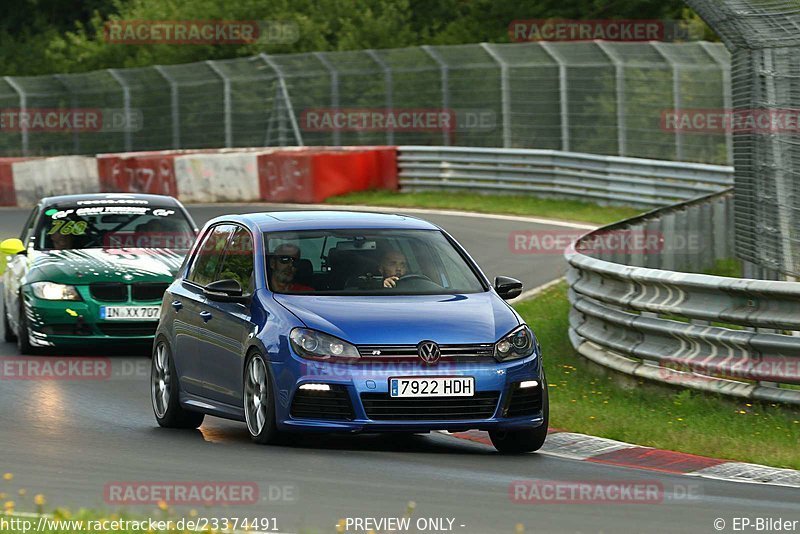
20, 207, 40, 246
187, 224, 235, 287
216, 226, 255, 295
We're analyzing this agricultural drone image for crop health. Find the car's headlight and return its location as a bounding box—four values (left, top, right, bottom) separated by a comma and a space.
494, 325, 536, 361
289, 328, 361, 361
30, 282, 82, 301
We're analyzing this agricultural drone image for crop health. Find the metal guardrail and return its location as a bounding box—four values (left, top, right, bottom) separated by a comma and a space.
565, 189, 800, 405
397, 146, 733, 208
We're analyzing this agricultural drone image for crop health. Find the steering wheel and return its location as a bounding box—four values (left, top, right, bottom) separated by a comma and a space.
394, 273, 434, 285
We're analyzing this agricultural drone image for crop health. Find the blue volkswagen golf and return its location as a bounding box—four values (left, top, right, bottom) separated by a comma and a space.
152, 211, 548, 453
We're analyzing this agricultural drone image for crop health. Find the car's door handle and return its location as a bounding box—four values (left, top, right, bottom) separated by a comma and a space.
199, 310, 212, 322
171, 300, 183, 311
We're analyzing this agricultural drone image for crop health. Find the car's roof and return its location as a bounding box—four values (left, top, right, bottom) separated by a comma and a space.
40, 193, 182, 208
210, 211, 440, 232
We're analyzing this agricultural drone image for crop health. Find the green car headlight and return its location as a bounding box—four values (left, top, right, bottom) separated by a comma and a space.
30, 282, 82, 301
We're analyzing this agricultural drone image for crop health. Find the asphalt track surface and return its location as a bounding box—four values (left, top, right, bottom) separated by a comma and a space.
0, 204, 797, 534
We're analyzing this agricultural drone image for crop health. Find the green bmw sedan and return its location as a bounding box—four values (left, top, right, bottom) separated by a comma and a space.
1, 193, 198, 354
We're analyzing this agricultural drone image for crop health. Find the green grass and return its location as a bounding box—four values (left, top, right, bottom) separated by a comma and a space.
325, 190, 641, 226
703, 257, 743, 278
516, 282, 800, 469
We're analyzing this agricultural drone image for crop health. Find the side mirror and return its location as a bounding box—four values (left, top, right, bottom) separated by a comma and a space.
494, 276, 523, 300
203, 279, 249, 303
0, 238, 25, 256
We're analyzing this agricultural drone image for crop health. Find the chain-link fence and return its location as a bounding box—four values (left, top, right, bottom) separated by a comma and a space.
0, 41, 731, 164
687, 0, 800, 278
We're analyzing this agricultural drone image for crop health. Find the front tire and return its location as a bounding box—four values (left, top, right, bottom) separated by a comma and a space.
490, 372, 549, 454
3, 299, 16, 343
243, 352, 281, 445
151, 340, 204, 429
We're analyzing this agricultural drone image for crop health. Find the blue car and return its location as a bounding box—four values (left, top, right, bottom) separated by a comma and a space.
151, 211, 548, 453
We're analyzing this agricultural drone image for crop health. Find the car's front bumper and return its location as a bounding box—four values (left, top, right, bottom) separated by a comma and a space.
272, 355, 545, 433
22, 293, 160, 348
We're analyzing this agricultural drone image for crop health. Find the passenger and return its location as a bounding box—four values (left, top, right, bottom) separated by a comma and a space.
379, 249, 409, 288
269, 243, 313, 292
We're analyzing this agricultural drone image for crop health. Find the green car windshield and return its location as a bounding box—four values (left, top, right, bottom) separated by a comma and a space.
33, 202, 195, 251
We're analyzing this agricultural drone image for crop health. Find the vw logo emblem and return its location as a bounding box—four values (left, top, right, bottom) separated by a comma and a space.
417, 341, 441, 365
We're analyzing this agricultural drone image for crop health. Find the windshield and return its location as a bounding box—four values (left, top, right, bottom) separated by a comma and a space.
33, 202, 195, 251
265, 229, 486, 295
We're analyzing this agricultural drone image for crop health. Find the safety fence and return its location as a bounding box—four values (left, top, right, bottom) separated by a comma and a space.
566, 189, 800, 405
0, 41, 731, 164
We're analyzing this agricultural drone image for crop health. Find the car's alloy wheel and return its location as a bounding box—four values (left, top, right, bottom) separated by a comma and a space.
244, 353, 280, 444
150, 340, 204, 429
489, 371, 549, 454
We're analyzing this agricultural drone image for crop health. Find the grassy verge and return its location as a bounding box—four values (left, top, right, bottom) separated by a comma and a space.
516, 282, 800, 469
325, 190, 641, 226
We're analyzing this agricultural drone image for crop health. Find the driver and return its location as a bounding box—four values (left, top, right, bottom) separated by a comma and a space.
269, 243, 313, 292
50, 231, 75, 250
379, 249, 409, 288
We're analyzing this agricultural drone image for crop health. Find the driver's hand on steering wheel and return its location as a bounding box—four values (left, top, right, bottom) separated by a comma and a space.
383, 276, 399, 288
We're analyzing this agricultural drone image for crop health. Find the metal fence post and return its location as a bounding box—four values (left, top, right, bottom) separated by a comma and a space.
313, 52, 341, 146
480, 43, 511, 148
366, 50, 394, 145
153, 66, 181, 149
107, 69, 133, 152
53, 74, 80, 154
595, 41, 626, 157
259, 53, 304, 147
699, 42, 733, 166
206, 60, 232, 148
4, 77, 28, 156
651, 43, 683, 161
421, 45, 450, 146
539, 42, 570, 152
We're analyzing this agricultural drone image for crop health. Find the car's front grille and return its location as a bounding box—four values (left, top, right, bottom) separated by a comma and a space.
131, 282, 169, 301
360, 392, 500, 421
356, 343, 495, 362
97, 322, 158, 336
90, 283, 128, 302
504, 383, 543, 417
290, 385, 354, 420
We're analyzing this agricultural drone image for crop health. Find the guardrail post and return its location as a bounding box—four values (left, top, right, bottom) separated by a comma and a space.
107, 69, 133, 152
422, 46, 451, 146
366, 50, 394, 145
651, 43, 683, 161
540, 43, 570, 152
313, 52, 341, 146
699, 42, 733, 166
4, 77, 29, 156
596, 41, 626, 156
206, 60, 233, 148
480, 43, 511, 148
53, 74, 80, 154
659, 212, 677, 271
260, 53, 304, 147
154, 66, 181, 149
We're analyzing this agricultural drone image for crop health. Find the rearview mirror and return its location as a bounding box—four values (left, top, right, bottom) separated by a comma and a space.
494, 276, 523, 300
0, 238, 25, 256
203, 279, 249, 303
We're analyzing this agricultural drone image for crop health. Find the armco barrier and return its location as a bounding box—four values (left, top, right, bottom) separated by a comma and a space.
3, 147, 399, 207
566, 189, 800, 405
397, 146, 733, 208
12, 156, 100, 208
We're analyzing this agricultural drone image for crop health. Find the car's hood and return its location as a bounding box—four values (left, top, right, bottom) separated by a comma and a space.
273, 292, 520, 345
25, 248, 186, 285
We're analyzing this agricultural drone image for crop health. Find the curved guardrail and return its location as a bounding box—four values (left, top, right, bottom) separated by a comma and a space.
565, 189, 800, 405
397, 146, 733, 208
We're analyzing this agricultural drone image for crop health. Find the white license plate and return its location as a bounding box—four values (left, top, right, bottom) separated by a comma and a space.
101, 306, 160, 320
389, 377, 475, 398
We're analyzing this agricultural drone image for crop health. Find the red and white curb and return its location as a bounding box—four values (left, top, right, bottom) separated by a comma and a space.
445, 430, 800, 489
